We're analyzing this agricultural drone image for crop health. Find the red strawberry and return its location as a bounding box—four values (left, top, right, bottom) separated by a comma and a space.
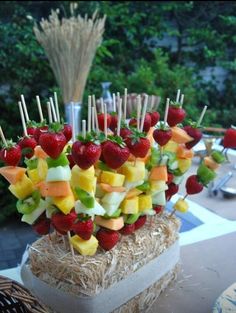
51, 211, 77, 234
223, 128, 236, 149
72, 219, 94, 240
165, 183, 179, 201
129, 114, 151, 132
120, 128, 132, 139
67, 154, 75, 169
125, 131, 150, 158
109, 114, 118, 132
186, 175, 203, 195
134, 215, 147, 230
184, 126, 202, 149
153, 128, 172, 146
96, 228, 119, 251
27, 127, 36, 136
102, 138, 130, 169
119, 223, 135, 235
129, 118, 137, 128
167, 172, 174, 184
97, 113, 112, 131
72, 140, 101, 170
63, 124, 72, 142
39, 124, 67, 159
167, 105, 186, 127
150, 112, 160, 126
32, 216, 51, 235
34, 125, 48, 143
153, 206, 163, 214
0, 142, 21, 166
18, 136, 37, 159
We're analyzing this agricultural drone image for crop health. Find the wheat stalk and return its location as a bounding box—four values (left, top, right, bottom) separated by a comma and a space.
34, 9, 106, 104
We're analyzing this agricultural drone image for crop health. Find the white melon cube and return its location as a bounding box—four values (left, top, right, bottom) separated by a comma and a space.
46, 165, 71, 182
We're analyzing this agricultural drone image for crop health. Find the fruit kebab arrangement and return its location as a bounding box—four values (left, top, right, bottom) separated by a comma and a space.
0, 89, 227, 256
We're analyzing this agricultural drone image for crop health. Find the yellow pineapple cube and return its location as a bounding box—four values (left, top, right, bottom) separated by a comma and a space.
37, 158, 48, 180
150, 180, 168, 192
121, 161, 145, 182
76, 174, 96, 194
138, 194, 152, 212
27, 169, 42, 185
70, 235, 98, 256
9, 174, 34, 200
53, 192, 75, 215
100, 171, 125, 187
71, 165, 94, 188
174, 198, 189, 213
178, 158, 192, 173
120, 197, 139, 214
163, 140, 179, 153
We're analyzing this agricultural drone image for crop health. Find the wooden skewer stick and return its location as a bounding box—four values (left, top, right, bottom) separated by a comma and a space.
150, 95, 155, 111
92, 95, 99, 133
82, 119, 86, 139
47, 102, 53, 124
176, 89, 181, 103
104, 102, 107, 138
18, 101, 28, 137
169, 209, 176, 218
36, 96, 44, 122
180, 94, 184, 106
67, 231, 75, 258
137, 95, 141, 131
123, 88, 127, 120
112, 93, 116, 112
117, 92, 120, 112
54, 92, 60, 122
100, 98, 104, 114
71, 103, 76, 142
20, 94, 30, 122
197, 105, 208, 127
0, 126, 7, 146
117, 99, 122, 137
49, 97, 58, 122
92, 106, 95, 131
140, 94, 148, 132
164, 98, 170, 127
87, 96, 92, 133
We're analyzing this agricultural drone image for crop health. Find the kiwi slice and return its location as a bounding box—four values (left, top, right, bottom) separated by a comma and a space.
126, 213, 140, 224
75, 187, 95, 209
16, 190, 41, 214
197, 164, 217, 185
46, 153, 69, 168
104, 209, 121, 219
25, 158, 38, 170
211, 151, 226, 164
137, 181, 150, 192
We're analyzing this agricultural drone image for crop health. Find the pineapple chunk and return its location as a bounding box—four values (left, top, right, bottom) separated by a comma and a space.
138, 194, 152, 212
27, 169, 42, 185
120, 197, 139, 214
76, 174, 96, 194
71, 165, 95, 191
70, 235, 98, 256
72, 165, 94, 179
150, 180, 168, 193
174, 198, 189, 213
52, 192, 75, 215
37, 158, 48, 180
121, 161, 145, 182
100, 171, 125, 187
9, 174, 34, 200
163, 140, 179, 153
178, 159, 192, 173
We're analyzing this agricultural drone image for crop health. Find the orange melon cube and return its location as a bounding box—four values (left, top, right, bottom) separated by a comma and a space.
125, 188, 143, 199
94, 216, 124, 231
34, 146, 48, 159
177, 145, 194, 159
37, 181, 71, 197
0, 166, 26, 184
204, 156, 220, 170
171, 127, 193, 144
99, 183, 126, 193
149, 165, 168, 181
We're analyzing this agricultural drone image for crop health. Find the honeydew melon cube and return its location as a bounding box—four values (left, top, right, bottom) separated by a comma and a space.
152, 191, 166, 206
9, 175, 34, 200
120, 197, 139, 214
46, 205, 58, 219
70, 235, 98, 256
150, 180, 168, 194
168, 160, 179, 170
173, 175, 184, 185
138, 194, 152, 212
102, 192, 126, 205
102, 202, 120, 216
21, 199, 47, 225
124, 180, 144, 190
159, 155, 169, 165
75, 200, 106, 217
140, 209, 156, 216
46, 165, 71, 182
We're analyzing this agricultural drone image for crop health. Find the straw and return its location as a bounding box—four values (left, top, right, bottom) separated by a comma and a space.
164, 98, 170, 127
49, 97, 58, 122
20, 94, 29, 122
36, 96, 44, 122
176, 89, 181, 103
54, 92, 60, 122
197, 105, 208, 127
123, 88, 127, 120
18, 101, 28, 137
47, 102, 53, 124
140, 94, 148, 132
0, 126, 7, 146
87, 96, 92, 133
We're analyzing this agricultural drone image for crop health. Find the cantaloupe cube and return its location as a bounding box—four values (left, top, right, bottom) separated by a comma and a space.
27, 168, 42, 185
149, 165, 168, 181
120, 161, 145, 182
38, 181, 71, 197
125, 188, 143, 199
171, 127, 193, 144
178, 158, 192, 173
70, 235, 98, 256
100, 183, 126, 193
94, 216, 124, 230
100, 171, 125, 187
52, 191, 75, 215
0, 166, 26, 184
120, 197, 139, 214
138, 194, 152, 212
34, 145, 48, 159
177, 145, 194, 159
204, 156, 220, 170
9, 174, 34, 200
163, 140, 179, 153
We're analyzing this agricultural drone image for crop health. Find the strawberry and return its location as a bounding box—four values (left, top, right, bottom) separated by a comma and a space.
223, 127, 236, 149
129, 114, 151, 132
97, 113, 112, 131
0, 141, 22, 166
119, 223, 135, 235
51, 210, 77, 234
109, 114, 118, 132
96, 228, 119, 251
167, 172, 174, 184
186, 175, 203, 194
27, 127, 36, 136
102, 136, 130, 169
32, 216, 51, 235
129, 118, 137, 128
153, 128, 172, 146
149, 111, 160, 127
34, 125, 48, 143
63, 124, 72, 142
165, 183, 179, 201
184, 125, 202, 149
39, 123, 67, 159
72, 134, 101, 170
18, 136, 37, 159
153, 206, 163, 214
72, 218, 94, 240
120, 127, 132, 139
167, 102, 186, 127
67, 154, 75, 169
125, 130, 150, 158
134, 215, 147, 230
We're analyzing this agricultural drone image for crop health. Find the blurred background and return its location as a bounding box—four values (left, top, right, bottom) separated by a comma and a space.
0, 0, 236, 223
